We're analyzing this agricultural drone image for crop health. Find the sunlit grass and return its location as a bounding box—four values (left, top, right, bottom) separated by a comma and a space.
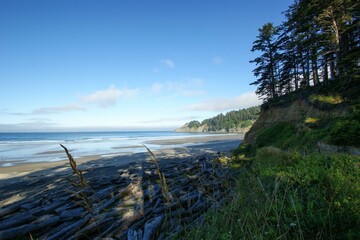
304, 117, 319, 124
309, 94, 344, 104
181, 148, 360, 240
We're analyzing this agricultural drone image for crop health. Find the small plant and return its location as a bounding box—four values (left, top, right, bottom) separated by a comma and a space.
182, 151, 360, 240
143, 145, 172, 204
60, 144, 97, 217
255, 123, 297, 149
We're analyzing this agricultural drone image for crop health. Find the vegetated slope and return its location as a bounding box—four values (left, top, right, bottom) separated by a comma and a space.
182, 80, 360, 240
244, 79, 360, 152
176, 106, 260, 133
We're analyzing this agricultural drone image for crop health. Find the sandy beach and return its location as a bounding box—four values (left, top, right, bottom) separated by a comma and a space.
0, 134, 242, 238
0, 134, 242, 205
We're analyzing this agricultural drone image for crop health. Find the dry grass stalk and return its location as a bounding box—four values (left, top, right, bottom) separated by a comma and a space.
143, 145, 173, 204
60, 144, 86, 187
60, 145, 98, 216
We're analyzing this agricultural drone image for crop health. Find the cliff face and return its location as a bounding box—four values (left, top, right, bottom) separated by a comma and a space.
244, 98, 348, 144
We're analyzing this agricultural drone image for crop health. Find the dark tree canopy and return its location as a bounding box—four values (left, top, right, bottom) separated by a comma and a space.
250, 0, 360, 101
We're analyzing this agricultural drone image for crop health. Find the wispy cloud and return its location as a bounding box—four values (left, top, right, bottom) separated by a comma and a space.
151, 79, 205, 97
0, 118, 57, 132
32, 103, 86, 114
161, 59, 175, 69
0, 104, 85, 115
151, 82, 164, 94
186, 92, 261, 112
213, 56, 224, 65
139, 116, 200, 124
81, 85, 138, 108
0, 108, 27, 116
2, 85, 139, 116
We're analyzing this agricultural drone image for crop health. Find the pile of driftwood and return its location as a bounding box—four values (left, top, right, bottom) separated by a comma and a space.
0, 151, 235, 239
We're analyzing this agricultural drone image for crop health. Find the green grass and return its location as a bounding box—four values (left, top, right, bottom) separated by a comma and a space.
254, 123, 297, 149
181, 149, 360, 240
309, 94, 344, 105
328, 104, 360, 147
179, 79, 360, 239
253, 122, 329, 151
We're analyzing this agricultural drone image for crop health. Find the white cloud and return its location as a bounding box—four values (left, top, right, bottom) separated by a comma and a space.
161, 59, 175, 68
0, 104, 85, 115
180, 89, 205, 97
139, 116, 200, 124
186, 92, 261, 112
213, 56, 224, 65
0, 118, 57, 132
150, 79, 205, 97
32, 103, 86, 114
151, 82, 164, 94
0, 108, 28, 116
82, 85, 138, 108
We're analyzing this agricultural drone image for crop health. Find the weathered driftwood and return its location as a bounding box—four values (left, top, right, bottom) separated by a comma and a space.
0, 214, 35, 231
112, 208, 145, 238
20, 200, 41, 211
95, 219, 122, 239
74, 217, 113, 238
47, 214, 91, 240
27, 200, 66, 217
0, 153, 235, 239
0, 215, 60, 240
143, 215, 164, 240
0, 203, 21, 219
59, 207, 86, 219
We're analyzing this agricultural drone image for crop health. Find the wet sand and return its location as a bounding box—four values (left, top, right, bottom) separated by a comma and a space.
145, 133, 243, 145
0, 134, 243, 186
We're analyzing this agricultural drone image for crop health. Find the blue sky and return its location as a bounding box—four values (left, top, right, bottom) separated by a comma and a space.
0, 0, 293, 131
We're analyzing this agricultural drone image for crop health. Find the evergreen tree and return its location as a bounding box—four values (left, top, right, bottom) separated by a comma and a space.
250, 0, 359, 101
250, 23, 280, 100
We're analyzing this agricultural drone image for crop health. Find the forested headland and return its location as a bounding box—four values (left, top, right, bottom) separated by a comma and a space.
176, 106, 260, 133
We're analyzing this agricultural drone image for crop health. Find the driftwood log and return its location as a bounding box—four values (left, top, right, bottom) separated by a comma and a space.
0, 153, 236, 239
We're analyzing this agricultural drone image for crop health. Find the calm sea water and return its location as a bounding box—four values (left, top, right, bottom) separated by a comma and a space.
0, 131, 208, 167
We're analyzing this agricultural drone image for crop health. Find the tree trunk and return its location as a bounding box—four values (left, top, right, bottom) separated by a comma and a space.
294, 60, 299, 91
332, 14, 341, 76
329, 55, 336, 80
311, 48, 319, 85
322, 54, 329, 84
268, 41, 277, 98
306, 49, 311, 86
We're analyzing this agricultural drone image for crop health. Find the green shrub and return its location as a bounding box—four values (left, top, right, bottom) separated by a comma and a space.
255, 123, 297, 149
329, 119, 360, 147
182, 152, 360, 240
255, 146, 300, 169
232, 143, 255, 159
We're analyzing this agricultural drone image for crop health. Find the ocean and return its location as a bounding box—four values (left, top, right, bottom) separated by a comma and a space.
0, 131, 209, 167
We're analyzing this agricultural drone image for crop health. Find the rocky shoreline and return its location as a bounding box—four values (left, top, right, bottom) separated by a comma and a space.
0, 152, 236, 239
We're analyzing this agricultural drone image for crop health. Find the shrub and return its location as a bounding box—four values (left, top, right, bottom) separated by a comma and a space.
255, 146, 300, 168
182, 152, 360, 240
255, 123, 297, 149
329, 118, 360, 147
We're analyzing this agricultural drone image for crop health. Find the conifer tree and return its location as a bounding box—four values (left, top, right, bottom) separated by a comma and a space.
250, 23, 280, 100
